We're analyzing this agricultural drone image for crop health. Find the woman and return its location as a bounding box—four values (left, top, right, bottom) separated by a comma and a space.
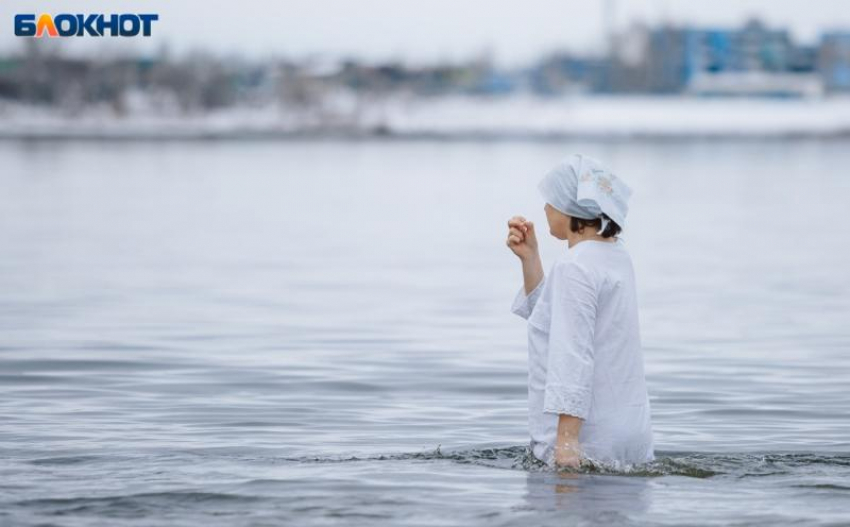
506, 154, 655, 470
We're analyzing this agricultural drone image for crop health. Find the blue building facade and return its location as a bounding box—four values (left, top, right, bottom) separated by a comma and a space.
819, 32, 850, 92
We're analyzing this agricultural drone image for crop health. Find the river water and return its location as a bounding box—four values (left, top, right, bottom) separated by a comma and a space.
1, 139, 849, 526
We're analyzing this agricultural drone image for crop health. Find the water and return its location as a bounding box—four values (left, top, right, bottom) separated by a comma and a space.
1, 138, 849, 526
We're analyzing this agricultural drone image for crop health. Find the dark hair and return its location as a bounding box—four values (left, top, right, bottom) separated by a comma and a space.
570, 213, 621, 238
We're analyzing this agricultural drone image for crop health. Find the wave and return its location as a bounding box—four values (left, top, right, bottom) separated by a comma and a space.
22, 446, 850, 480
284, 445, 850, 478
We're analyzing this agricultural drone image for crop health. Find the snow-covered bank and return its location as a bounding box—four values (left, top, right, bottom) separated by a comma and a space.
2, 95, 850, 140
381, 95, 850, 139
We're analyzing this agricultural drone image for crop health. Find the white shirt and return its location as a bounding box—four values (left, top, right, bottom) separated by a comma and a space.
511, 238, 655, 468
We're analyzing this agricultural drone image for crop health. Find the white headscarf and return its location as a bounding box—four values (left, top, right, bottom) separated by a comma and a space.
537, 154, 633, 235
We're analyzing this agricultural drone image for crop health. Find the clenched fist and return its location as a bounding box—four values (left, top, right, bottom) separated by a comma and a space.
506, 215, 539, 261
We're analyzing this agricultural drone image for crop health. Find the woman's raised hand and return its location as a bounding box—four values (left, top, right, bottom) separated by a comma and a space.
506, 215, 539, 261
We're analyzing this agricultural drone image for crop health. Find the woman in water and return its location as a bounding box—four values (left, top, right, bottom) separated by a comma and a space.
506, 154, 655, 470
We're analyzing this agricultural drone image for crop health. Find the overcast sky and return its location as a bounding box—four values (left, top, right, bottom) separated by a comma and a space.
2, 0, 849, 66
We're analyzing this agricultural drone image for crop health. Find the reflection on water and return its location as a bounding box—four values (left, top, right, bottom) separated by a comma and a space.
524, 470, 652, 521
0, 139, 849, 526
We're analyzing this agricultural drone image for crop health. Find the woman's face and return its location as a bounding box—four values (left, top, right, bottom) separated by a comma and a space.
544, 203, 571, 241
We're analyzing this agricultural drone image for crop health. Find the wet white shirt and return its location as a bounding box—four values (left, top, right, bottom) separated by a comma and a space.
511, 238, 655, 468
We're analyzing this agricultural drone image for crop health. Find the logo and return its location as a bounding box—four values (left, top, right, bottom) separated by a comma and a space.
15, 13, 159, 37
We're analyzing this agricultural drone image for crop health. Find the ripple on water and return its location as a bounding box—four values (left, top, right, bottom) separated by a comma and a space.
258, 445, 850, 480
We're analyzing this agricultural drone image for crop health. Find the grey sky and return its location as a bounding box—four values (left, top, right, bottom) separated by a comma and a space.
1, 0, 848, 66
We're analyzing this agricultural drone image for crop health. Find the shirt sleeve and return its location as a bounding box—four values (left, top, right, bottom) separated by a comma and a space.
510, 275, 546, 320
542, 261, 597, 419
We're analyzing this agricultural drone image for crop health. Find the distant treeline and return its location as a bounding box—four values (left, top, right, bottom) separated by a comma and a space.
1, 18, 849, 115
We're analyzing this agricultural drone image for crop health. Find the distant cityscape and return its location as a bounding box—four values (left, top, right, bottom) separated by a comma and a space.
0, 18, 849, 123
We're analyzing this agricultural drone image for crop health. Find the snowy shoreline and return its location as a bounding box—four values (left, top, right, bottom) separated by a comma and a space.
2, 95, 850, 140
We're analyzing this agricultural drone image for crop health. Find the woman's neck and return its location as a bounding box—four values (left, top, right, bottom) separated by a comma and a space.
568, 232, 617, 247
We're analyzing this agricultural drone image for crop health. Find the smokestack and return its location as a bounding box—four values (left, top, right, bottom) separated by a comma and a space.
604, 0, 618, 56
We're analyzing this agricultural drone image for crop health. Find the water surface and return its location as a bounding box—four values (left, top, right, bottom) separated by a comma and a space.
1, 139, 849, 526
